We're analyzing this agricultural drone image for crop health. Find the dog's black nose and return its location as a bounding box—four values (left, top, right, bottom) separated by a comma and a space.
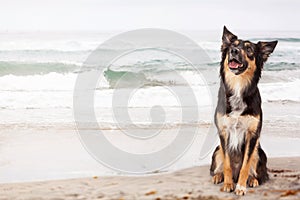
230, 47, 239, 55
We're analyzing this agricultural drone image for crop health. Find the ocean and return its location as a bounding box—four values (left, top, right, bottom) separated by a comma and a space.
0, 31, 299, 123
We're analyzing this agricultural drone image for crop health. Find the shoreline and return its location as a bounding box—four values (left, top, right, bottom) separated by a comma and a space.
0, 101, 299, 184
0, 157, 299, 200
0, 131, 299, 184
0, 100, 299, 185
1, 100, 299, 134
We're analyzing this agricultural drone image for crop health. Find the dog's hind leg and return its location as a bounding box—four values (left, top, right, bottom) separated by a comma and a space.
210, 145, 224, 184
255, 146, 269, 184
248, 147, 260, 188
247, 145, 268, 187
248, 175, 259, 187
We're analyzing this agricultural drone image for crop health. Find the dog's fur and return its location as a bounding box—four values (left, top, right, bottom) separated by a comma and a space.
210, 26, 277, 195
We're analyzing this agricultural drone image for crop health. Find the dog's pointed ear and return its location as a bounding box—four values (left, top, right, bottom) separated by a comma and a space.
257, 41, 278, 62
222, 26, 237, 45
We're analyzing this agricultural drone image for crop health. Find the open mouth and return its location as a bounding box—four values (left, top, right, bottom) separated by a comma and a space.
228, 58, 243, 69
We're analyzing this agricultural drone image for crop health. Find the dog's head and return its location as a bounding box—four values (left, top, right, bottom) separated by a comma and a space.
221, 26, 277, 76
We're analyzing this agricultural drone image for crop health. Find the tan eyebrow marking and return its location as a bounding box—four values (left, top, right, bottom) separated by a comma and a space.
244, 42, 251, 47
234, 40, 239, 45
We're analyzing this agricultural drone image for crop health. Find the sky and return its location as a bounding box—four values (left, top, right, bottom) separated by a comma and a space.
0, 0, 299, 31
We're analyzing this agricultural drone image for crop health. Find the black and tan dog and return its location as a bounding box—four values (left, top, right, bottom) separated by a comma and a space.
210, 26, 277, 195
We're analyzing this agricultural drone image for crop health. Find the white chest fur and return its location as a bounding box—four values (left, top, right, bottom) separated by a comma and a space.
227, 85, 247, 151
229, 84, 247, 117
227, 116, 246, 151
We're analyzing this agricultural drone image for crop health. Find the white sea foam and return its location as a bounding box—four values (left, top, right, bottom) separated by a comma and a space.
0, 70, 298, 110
260, 79, 300, 102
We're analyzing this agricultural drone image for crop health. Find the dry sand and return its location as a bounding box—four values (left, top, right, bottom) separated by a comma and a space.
0, 157, 299, 200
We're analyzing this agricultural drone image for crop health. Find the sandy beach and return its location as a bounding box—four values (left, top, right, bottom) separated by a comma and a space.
0, 157, 299, 200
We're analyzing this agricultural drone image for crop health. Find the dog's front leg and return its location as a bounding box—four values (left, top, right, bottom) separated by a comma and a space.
219, 135, 234, 192
221, 152, 234, 192
235, 133, 258, 195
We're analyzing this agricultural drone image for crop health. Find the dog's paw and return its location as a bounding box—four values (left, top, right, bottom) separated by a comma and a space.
220, 182, 234, 192
212, 173, 223, 184
248, 177, 259, 187
235, 184, 247, 195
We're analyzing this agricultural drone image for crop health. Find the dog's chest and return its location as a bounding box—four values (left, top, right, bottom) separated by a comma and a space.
227, 87, 247, 150
229, 86, 247, 116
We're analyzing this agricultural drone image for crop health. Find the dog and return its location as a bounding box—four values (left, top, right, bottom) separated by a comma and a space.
210, 26, 277, 195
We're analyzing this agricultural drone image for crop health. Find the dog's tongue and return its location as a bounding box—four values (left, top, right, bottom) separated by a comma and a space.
229, 61, 239, 69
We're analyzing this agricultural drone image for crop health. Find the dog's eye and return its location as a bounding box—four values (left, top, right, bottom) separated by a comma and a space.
246, 47, 252, 53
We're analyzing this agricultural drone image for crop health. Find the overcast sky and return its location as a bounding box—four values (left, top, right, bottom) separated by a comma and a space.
0, 0, 299, 31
